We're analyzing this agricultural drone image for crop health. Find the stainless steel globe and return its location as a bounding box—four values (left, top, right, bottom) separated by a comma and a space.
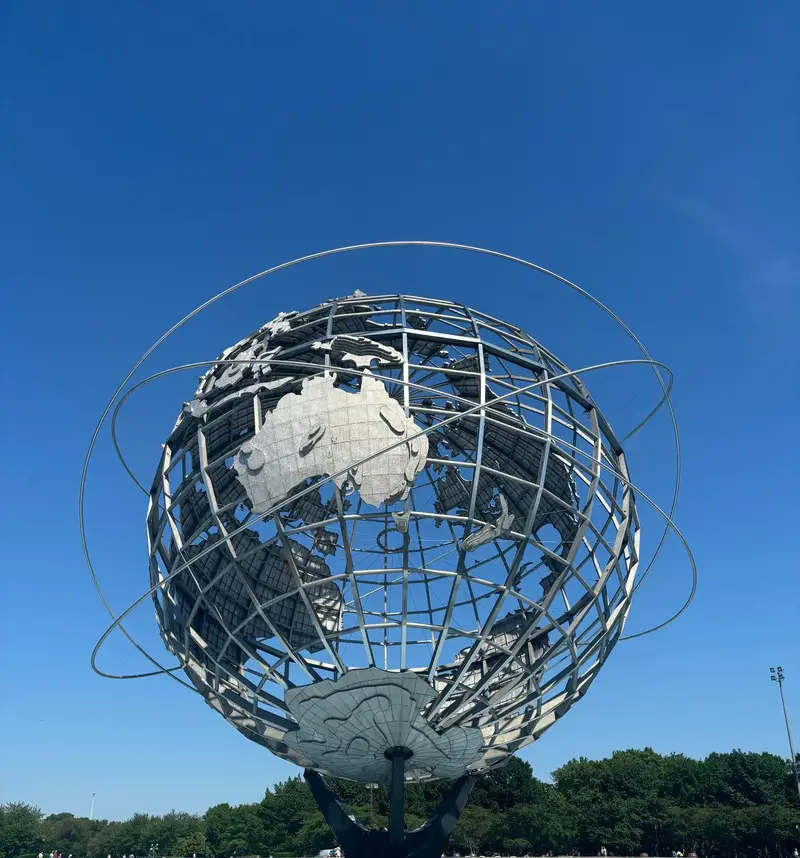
146, 293, 640, 785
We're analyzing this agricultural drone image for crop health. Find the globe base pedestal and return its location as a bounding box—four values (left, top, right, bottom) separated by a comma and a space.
304, 768, 476, 858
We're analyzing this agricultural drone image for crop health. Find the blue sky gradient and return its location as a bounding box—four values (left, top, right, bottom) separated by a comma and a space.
1, 2, 798, 821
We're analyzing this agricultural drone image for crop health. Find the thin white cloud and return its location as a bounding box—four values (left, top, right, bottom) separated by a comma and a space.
665, 193, 799, 362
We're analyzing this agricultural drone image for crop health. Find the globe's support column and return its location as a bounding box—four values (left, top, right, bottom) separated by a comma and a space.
304, 768, 477, 858
387, 746, 414, 853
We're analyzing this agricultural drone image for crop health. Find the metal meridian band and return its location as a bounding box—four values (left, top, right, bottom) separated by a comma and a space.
80, 242, 691, 722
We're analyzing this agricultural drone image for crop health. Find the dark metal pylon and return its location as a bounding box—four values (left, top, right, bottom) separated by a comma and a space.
305, 757, 476, 858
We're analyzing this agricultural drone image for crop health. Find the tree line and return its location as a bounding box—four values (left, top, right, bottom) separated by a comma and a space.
3, 749, 799, 858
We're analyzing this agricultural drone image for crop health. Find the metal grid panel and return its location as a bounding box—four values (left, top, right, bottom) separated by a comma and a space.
147, 294, 640, 781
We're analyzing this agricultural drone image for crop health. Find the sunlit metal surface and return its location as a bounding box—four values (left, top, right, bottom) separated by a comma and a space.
146, 294, 642, 779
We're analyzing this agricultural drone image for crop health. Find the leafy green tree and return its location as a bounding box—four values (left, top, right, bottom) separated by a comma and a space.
5, 745, 800, 858
149, 811, 204, 856
404, 780, 446, 822
207, 803, 265, 857
348, 804, 388, 831
259, 776, 321, 854
292, 812, 333, 857
506, 785, 576, 854
204, 804, 230, 857
42, 813, 96, 857
702, 750, 791, 807
452, 805, 494, 856
171, 831, 207, 857
470, 757, 537, 811
662, 753, 704, 804
106, 811, 152, 856
0, 803, 44, 858
503, 835, 532, 855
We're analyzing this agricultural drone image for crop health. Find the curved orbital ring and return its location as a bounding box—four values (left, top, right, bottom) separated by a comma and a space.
80, 240, 688, 693
91, 356, 694, 686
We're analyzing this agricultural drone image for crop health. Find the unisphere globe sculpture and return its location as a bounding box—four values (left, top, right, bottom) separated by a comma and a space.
147, 292, 641, 792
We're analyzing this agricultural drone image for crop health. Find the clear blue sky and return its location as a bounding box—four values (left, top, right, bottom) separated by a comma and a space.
1, 1, 798, 822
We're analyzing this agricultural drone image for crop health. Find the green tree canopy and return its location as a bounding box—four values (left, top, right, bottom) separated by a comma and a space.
4, 748, 799, 858
452, 805, 495, 856
0, 803, 44, 858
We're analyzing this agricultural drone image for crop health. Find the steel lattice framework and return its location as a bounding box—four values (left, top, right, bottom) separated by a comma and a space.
146, 293, 641, 778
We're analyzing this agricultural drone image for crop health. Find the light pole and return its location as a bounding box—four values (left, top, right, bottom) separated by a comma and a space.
770, 666, 800, 803
365, 783, 376, 823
